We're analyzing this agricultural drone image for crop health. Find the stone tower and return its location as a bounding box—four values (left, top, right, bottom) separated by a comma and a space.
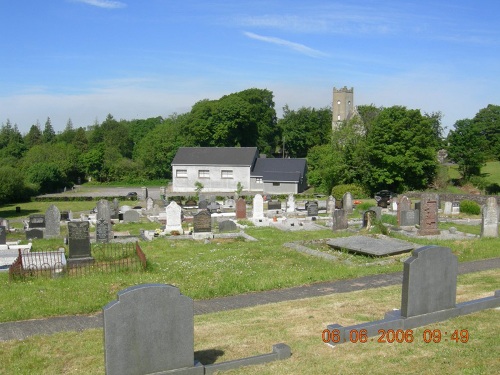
332, 86, 354, 129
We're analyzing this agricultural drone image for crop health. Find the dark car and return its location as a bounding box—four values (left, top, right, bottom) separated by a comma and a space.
126, 192, 138, 200
374, 190, 396, 208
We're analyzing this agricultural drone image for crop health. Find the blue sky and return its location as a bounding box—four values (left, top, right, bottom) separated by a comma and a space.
1, 0, 499, 134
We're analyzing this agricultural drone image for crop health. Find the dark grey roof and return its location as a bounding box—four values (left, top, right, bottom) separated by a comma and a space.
171, 147, 259, 166
251, 158, 307, 182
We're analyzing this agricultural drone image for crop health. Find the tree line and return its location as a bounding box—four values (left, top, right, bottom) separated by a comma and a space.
0, 87, 498, 204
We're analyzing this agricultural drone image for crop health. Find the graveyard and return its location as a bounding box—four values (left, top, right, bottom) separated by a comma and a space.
0, 191, 498, 374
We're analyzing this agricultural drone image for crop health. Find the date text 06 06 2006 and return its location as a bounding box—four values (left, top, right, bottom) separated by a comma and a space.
322, 329, 469, 344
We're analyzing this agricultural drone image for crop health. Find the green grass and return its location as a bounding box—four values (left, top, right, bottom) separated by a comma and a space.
482, 160, 500, 184
1, 270, 497, 375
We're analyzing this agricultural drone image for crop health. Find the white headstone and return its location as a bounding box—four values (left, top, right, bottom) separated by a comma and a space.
287, 194, 295, 212
443, 201, 452, 215
481, 197, 498, 238
165, 201, 183, 233
253, 194, 264, 219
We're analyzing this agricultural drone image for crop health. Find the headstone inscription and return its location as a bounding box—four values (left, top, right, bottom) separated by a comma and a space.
452, 201, 460, 214
96, 218, 110, 243
400, 210, 418, 227
193, 211, 211, 233
28, 214, 46, 229
307, 202, 319, 216
96, 199, 112, 242
397, 196, 411, 226
342, 192, 353, 213
236, 198, 247, 219
67, 221, 91, 259
401, 246, 457, 317
481, 197, 498, 238
252, 194, 264, 219
44, 204, 61, 238
0, 225, 6, 245
418, 193, 440, 236
332, 209, 348, 231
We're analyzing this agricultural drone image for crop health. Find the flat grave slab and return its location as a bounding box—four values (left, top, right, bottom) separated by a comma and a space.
327, 235, 415, 256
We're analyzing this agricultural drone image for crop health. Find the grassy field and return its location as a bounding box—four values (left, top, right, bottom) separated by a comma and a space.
1, 270, 497, 374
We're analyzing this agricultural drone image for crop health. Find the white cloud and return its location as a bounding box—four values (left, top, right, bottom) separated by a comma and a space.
243, 31, 327, 58
73, 0, 126, 9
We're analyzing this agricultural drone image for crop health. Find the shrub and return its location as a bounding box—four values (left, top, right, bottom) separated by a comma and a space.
460, 200, 481, 215
331, 184, 368, 200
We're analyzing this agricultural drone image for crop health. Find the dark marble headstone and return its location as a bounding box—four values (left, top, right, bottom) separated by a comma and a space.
332, 209, 348, 231
68, 221, 91, 259
418, 193, 440, 235
236, 198, 246, 219
219, 220, 237, 233
198, 200, 208, 210
104, 284, 197, 375
193, 211, 211, 233
28, 214, 45, 228
268, 200, 281, 210
401, 246, 457, 317
0, 225, 6, 244
60, 211, 69, 221
307, 202, 319, 216
26, 228, 44, 239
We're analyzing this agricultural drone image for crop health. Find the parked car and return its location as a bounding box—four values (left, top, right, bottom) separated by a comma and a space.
374, 190, 396, 208
126, 192, 138, 200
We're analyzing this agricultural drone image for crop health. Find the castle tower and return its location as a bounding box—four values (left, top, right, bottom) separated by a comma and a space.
332, 86, 354, 128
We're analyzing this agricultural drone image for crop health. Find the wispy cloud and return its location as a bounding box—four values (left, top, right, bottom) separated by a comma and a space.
243, 31, 327, 58
73, 0, 126, 9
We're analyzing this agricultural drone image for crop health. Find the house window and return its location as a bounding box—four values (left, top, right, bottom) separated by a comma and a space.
198, 170, 210, 178
255, 178, 263, 184
273, 182, 280, 186
221, 170, 233, 179
176, 169, 187, 178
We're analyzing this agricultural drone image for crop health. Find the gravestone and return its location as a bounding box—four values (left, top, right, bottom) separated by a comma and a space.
111, 198, 120, 220
44, 204, 61, 238
28, 214, 45, 229
184, 199, 197, 207
141, 186, 148, 200
123, 210, 140, 223
219, 220, 237, 233
332, 209, 348, 231
146, 197, 154, 210
397, 196, 411, 226
268, 200, 281, 210
207, 202, 220, 213
96, 199, 113, 242
400, 210, 418, 226
401, 246, 457, 317
287, 194, 295, 212
0, 218, 8, 231
362, 210, 377, 228
307, 202, 319, 216
193, 211, 211, 233
327, 196, 335, 214
198, 199, 208, 210
317, 200, 327, 210
60, 211, 69, 221
26, 229, 44, 240
342, 192, 353, 213
236, 198, 247, 219
224, 198, 235, 208
104, 284, 199, 375
252, 194, 264, 219
443, 201, 452, 215
165, 201, 183, 233
452, 201, 460, 214
418, 193, 440, 236
481, 197, 498, 238
0, 225, 6, 245
67, 221, 91, 259
120, 205, 132, 213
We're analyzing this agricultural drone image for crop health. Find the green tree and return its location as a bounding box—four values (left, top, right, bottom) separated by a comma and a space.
57, 118, 76, 144
447, 119, 487, 180
363, 106, 438, 193
42, 117, 56, 144
27, 162, 65, 194
0, 166, 32, 204
0, 120, 26, 160
24, 122, 43, 149
72, 127, 89, 153
471, 104, 500, 160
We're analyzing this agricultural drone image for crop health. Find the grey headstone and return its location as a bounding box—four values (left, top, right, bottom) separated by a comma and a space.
342, 192, 353, 213
236, 198, 247, 219
44, 204, 61, 238
268, 200, 281, 210
317, 200, 327, 210
26, 228, 44, 239
418, 193, 440, 235
401, 246, 457, 318
327, 196, 335, 214
96, 218, 110, 243
198, 199, 208, 210
481, 197, 498, 238
307, 202, 319, 216
141, 186, 148, 200
224, 198, 235, 208
400, 210, 418, 226
28, 214, 45, 229
397, 196, 411, 226
452, 201, 460, 214
123, 210, 140, 223
104, 284, 197, 375
219, 220, 237, 233
68, 221, 91, 258
253, 194, 264, 219
111, 198, 120, 219
0, 226, 6, 244
146, 197, 154, 210
443, 201, 452, 215
332, 209, 348, 231
207, 202, 220, 213
194, 211, 211, 233
96, 200, 113, 242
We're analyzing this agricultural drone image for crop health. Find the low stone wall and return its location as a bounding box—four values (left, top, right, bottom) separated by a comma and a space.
404, 192, 498, 206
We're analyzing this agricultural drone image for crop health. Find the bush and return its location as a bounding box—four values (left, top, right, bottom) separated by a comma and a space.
331, 184, 368, 200
460, 200, 481, 215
